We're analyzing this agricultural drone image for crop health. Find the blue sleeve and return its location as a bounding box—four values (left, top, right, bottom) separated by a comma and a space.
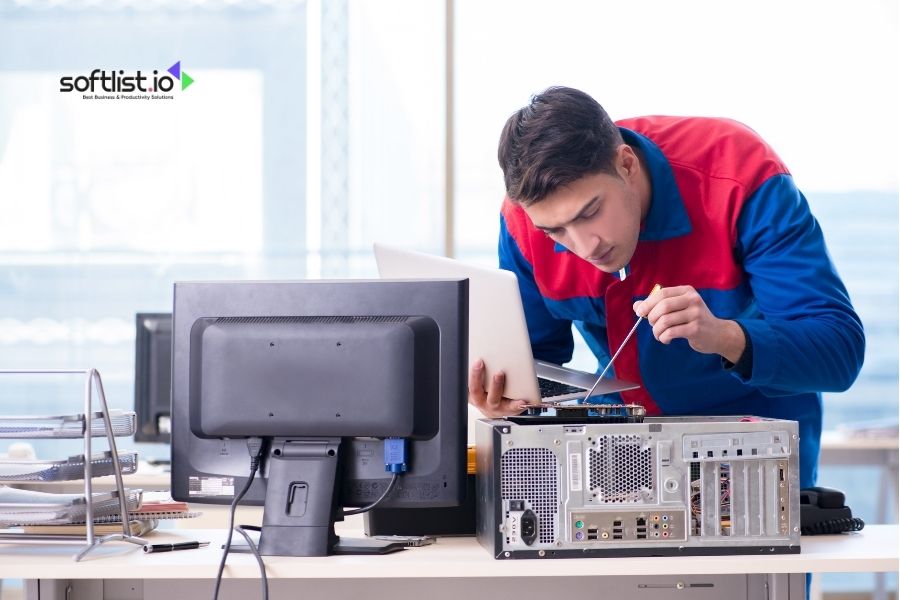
498, 214, 574, 365
733, 174, 865, 394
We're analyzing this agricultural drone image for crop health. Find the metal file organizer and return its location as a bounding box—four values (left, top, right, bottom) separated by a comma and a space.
0, 451, 138, 483
0, 369, 146, 560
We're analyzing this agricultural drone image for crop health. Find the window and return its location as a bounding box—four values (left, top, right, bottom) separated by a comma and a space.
0, 0, 445, 463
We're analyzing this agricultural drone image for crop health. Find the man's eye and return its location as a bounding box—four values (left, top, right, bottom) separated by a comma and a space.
577, 209, 598, 222
544, 229, 564, 239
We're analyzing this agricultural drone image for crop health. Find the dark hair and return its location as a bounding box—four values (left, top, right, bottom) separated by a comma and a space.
498, 86, 624, 205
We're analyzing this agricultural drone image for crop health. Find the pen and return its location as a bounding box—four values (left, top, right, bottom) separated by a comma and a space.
143, 541, 210, 554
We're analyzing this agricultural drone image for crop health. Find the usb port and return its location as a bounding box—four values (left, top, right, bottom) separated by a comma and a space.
636, 534, 647, 539
612, 534, 623, 540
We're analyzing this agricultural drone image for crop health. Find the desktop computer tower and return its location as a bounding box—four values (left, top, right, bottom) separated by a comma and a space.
476, 414, 801, 559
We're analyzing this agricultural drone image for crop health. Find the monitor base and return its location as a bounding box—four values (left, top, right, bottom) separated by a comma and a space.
226, 532, 406, 556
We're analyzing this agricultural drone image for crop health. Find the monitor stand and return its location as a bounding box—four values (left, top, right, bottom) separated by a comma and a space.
254, 437, 405, 557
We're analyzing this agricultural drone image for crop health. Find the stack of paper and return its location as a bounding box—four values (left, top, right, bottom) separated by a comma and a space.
0, 486, 142, 526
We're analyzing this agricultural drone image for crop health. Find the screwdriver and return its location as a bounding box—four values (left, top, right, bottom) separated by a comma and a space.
582, 283, 662, 401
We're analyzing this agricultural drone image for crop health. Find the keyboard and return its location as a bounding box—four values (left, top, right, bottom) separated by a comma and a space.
537, 377, 585, 399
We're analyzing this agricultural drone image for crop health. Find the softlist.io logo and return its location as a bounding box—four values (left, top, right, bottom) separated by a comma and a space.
59, 61, 195, 100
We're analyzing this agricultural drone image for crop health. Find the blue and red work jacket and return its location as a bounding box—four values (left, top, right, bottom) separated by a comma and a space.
499, 116, 865, 487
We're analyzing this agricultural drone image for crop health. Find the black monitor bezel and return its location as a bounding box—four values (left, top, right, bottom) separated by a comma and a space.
134, 312, 173, 445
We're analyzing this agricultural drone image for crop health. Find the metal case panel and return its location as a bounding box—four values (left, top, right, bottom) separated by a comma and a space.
476, 416, 801, 559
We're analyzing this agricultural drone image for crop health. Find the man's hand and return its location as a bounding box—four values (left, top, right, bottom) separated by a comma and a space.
468, 359, 530, 418
633, 285, 746, 364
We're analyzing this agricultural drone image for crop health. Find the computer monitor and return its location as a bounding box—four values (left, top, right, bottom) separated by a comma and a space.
134, 313, 172, 445
170, 279, 468, 556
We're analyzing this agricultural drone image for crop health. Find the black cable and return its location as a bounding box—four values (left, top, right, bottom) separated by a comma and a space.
801, 517, 865, 536
234, 525, 268, 600
212, 438, 265, 600
342, 473, 399, 516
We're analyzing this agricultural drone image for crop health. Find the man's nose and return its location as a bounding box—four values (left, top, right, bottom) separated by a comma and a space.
567, 225, 597, 258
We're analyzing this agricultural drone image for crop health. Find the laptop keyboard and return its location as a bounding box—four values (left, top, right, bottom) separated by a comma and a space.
537, 377, 585, 398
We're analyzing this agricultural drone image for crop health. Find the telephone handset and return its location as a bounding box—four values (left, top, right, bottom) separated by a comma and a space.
800, 486, 865, 535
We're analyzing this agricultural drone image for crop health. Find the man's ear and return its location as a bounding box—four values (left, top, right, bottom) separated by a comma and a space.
617, 144, 638, 180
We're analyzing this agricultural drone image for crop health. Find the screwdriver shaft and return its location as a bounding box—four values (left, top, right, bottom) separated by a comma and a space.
582, 284, 662, 402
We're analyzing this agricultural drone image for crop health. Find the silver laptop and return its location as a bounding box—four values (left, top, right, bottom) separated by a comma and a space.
373, 243, 639, 405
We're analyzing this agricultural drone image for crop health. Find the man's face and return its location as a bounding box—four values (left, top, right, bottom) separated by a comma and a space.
522, 146, 647, 273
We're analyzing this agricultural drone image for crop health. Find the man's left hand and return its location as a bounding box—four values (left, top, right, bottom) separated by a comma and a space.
632, 285, 746, 364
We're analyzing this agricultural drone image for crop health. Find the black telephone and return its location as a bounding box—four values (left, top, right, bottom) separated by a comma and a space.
799, 486, 865, 535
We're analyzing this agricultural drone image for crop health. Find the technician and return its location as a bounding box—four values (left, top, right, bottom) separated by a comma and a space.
468, 86, 865, 488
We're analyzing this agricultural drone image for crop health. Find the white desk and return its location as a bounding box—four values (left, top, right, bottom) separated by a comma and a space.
2, 525, 896, 600
7, 439, 897, 598
819, 430, 899, 523
817, 430, 899, 600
